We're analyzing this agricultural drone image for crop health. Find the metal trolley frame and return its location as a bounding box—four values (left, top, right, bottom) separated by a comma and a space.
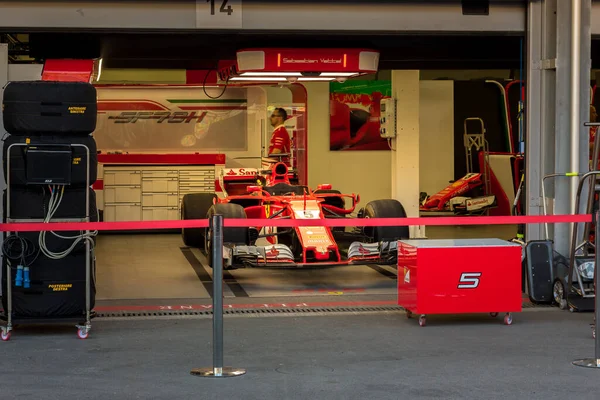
1, 142, 96, 341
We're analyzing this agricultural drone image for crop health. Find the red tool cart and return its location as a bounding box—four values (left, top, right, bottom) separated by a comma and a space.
397, 238, 522, 326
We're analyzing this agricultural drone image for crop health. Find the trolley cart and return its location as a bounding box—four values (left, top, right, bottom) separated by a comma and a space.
397, 238, 522, 326
1, 142, 96, 341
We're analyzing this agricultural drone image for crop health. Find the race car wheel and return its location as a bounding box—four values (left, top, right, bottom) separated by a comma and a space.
181, 193, 217, 249
363, 199, 409, 242
205, 203, 249, 268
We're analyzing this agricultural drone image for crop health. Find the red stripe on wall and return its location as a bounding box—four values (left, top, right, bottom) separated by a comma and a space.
178, 106, 247, 111
92, 180, 104, 190
97, 153, 226, 165
98, 100, 168, 111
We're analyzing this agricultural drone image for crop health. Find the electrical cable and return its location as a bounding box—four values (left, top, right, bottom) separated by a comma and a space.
202, 68, 230, 100
2, 234, 40, 270
38, 184, 98, 260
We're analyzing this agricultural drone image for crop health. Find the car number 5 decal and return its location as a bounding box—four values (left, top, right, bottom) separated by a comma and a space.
457, 272, 482, 289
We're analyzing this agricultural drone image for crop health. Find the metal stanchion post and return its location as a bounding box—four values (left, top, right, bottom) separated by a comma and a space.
191, 214, 246, 378
572, 209, 600, 368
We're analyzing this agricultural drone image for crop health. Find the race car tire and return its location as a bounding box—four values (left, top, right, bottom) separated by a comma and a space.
181, 193, 217, 248
363, 199, 409, 242
3, 81, 98, 136
205, 203, 249, 267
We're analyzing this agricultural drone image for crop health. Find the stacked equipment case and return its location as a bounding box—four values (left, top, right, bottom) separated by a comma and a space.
1, 81, 99, 341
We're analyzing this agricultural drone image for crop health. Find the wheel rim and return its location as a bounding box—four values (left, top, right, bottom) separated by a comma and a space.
553, 281, 564, 303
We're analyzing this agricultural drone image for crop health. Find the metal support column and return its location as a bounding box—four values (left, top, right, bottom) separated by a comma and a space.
526, 0, 591, 257
0, 43, 7, 297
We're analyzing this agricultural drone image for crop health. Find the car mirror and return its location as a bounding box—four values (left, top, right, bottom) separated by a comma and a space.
247, 185, 263, 193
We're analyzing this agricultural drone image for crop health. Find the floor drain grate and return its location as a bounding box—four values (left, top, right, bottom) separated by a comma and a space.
94, 305, 404, 318
0, 302, 554, 319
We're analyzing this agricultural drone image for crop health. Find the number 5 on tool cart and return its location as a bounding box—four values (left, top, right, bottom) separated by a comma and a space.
397, 238, 522, 326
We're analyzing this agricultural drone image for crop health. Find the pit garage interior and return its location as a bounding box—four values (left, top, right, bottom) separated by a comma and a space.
0, 0, 597, 313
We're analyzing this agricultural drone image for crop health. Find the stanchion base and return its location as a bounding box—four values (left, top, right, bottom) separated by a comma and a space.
190, 367, 246, 377
572, 358, 600, 368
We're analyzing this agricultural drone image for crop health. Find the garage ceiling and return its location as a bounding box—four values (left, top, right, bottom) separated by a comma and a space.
5, 30, 600, 70
15, 31, 525, 70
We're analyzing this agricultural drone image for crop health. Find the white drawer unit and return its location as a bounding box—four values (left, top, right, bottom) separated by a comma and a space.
142, 178, 179, 193
104, 170, 142, 186
104, 204, 142, 222
142, 207, 180, 221
104, 186, 142, 204
142, 193, 179, 207
102, 164, 217, 222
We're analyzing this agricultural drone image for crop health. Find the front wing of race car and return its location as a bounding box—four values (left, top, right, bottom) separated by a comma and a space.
222, 241, 398, 268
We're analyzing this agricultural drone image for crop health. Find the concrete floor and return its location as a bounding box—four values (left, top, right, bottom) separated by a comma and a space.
94, 224, 518, 302
0, 308, 598, 400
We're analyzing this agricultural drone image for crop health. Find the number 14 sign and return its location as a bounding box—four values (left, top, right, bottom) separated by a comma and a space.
196, 0, 243, 29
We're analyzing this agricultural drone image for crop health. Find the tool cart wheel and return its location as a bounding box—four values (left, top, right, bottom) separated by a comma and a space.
504, 313, 513, 325
553, 280, 568, 310
490, 312, 499, 318
418, 315, 426, 327
405, 310, 412, 319
77, 328, 89, 340
1, 330, 11, 341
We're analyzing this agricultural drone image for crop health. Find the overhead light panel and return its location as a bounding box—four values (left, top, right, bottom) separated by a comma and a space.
218, 48, 380, 84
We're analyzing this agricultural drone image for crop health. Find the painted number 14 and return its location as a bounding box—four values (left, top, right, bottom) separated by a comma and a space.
207, 0, 234, 15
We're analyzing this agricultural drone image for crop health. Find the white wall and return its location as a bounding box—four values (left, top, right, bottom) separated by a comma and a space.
419, 81, 455, 195
8, 64, 42, 81
265, 86, 293, 104
304, 82, 392, 207
303, 80, 455, 210
236, 86, 267, 169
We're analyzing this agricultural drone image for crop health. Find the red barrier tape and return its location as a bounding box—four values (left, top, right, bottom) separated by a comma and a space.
0, 214, 591, 232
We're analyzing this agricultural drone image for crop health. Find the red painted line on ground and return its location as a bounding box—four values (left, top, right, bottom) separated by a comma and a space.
291, 288, 366, 293
0, 214, 591, 232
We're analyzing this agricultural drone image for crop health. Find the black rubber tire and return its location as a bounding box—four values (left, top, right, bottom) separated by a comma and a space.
363, 199, 409, 242
205, 203, 249, 268
3, 81, 98, 136
181, 193, 217, 248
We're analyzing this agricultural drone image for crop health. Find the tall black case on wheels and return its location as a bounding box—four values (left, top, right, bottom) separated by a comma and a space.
3, 186, 98, 221
3, 135, 98, 187
2, 81, 97, 136
524, 240, 555, 303
1, 250, 96, 318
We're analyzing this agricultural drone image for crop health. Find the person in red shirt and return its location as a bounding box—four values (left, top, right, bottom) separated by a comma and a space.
262, 107, 292, 170
268, 107, 291, 156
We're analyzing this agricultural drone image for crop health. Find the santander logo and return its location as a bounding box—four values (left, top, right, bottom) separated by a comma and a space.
225, 168, 256, 176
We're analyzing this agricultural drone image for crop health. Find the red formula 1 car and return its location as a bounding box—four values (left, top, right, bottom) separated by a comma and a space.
181, 162, 409, 269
